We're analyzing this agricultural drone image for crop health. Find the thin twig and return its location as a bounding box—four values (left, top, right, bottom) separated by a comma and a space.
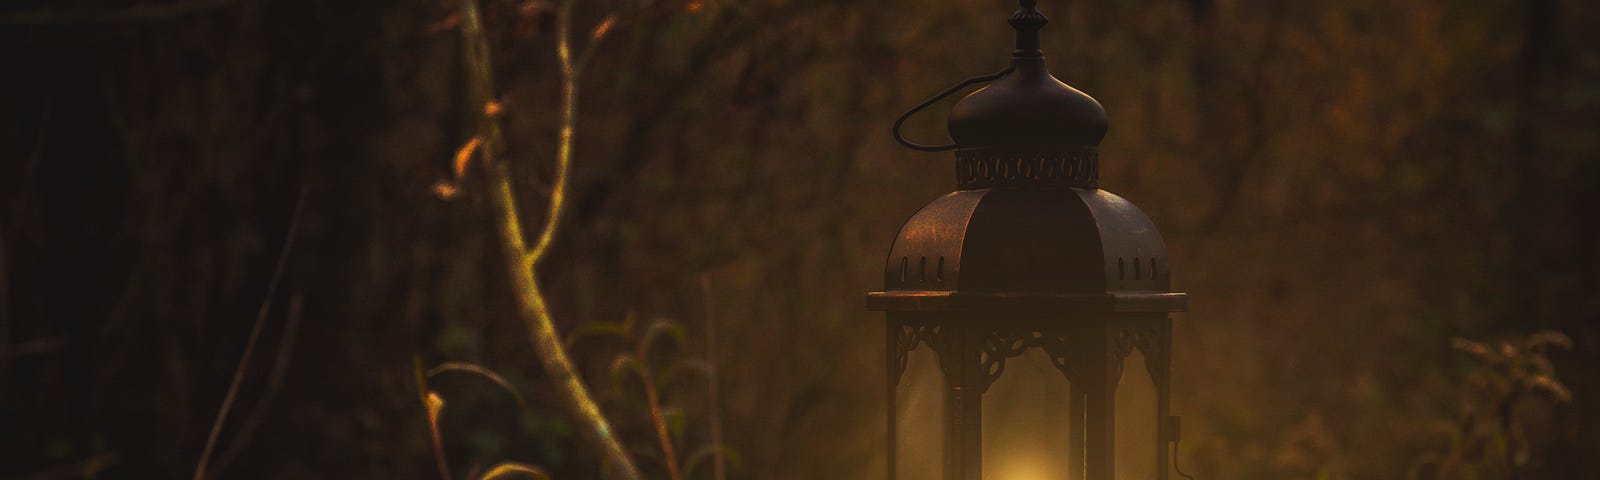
427, 361, 529, 408
625, 333, 683, 480
425, 390, 453, 480
641, 375, 682, 480
192, 185, 308, 480
698, 275, 726, 480
458, 0, 641, 478
207, 292, 305, 476
526, 0, 578, 267
572, 14, 616, 74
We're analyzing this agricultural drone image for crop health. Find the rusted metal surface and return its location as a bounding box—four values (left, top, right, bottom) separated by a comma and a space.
879, 189, 1172, 296
871, 2, 1187, 479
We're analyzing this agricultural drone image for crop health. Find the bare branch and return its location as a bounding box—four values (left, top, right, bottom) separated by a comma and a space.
575, 14, 618, 73
698, 276, 727, 480
459, 0, 643, 478
208, 293, 305, 476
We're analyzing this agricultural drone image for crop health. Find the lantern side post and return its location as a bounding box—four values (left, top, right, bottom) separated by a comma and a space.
1083, 320, 1117, 480
1071, 387, 1088, 478
1064, 319, 1088, 479
1157, 315, 1173, 480
887, 316, 900, 480
946, 318, 986, 480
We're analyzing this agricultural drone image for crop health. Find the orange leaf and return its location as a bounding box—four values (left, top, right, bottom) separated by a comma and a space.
423, 390, 452, 480
426, 391, 445, 425
453, 136, 483, 179
686, 0, 704, 12
590, 15, 616, 40
432, 181, 460, 200
484, 101, 502, 117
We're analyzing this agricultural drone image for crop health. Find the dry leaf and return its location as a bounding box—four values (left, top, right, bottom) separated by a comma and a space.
433, 181, 460, 200
424, 390, 453, 480
1520, 330, 1573, 351
484, 101, 503, 117
590, 15, 616, 40
454, 136, 483, 179
426, 391, 445, 424
1451, 337, 1495, 361
686, 0, 705, 13
1527, 376, 1573, 403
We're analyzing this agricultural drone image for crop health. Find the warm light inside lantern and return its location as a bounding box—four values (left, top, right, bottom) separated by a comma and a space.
984, 349, 1076, 479
993, 461, 1052, 480
1115, 350, 1160, 480
896, 346, 945, 479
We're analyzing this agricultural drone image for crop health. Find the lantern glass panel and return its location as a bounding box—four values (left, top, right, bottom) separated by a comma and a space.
1114, 350, 1160, 480
983, 348, 1075, 480
896, 346, 945, 479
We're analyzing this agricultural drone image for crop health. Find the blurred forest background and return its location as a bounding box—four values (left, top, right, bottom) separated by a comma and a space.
3, 0, 1598, 478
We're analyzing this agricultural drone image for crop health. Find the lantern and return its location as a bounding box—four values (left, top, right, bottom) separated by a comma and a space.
867, 1, 1188, 479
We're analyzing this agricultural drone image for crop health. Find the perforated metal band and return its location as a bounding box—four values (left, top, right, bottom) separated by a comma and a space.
955, 147, 1099, 190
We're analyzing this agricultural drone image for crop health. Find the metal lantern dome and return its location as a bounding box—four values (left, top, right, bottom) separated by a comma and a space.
868, 1, 1190, 479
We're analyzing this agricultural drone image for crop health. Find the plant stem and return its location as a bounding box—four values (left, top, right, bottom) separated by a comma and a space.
642, 375, 683, 480
192, 186, 306, 480
459, 1, 641, 479
699, 275, 727, 480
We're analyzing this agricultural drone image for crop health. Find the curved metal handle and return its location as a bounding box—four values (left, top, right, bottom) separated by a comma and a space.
892, 66, 1014, 152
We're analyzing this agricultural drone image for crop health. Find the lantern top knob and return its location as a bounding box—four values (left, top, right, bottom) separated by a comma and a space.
944, 1, 1107, 150
1009, 0, 1047, 57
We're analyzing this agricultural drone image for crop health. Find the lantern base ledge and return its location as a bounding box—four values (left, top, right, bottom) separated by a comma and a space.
865, 290, 1187, 313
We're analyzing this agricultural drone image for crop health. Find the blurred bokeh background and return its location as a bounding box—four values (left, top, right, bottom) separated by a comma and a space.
3, 0, 1598, 478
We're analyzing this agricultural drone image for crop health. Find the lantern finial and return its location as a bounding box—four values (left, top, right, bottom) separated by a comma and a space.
1009, 0, 1048, 57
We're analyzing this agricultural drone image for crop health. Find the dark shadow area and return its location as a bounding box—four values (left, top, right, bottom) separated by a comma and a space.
2, 0, 1597, 478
